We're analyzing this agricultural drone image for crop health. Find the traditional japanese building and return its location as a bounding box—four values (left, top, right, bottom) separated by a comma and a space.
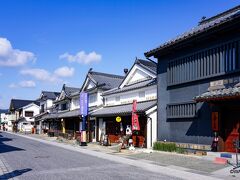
91, 59, 157, 148
80, 69, 125, 142
145, 6, 240, 152
9, 99, 39, 132
47, 84, 81, 137
34, 91, 60, 134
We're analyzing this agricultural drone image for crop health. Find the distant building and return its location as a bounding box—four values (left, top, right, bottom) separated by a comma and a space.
16, 102, 40, 132
34, 91, 60, 134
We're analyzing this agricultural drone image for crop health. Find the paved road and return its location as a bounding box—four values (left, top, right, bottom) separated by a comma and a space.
0, 132, 179, 180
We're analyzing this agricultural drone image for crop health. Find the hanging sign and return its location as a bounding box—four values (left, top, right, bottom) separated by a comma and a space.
132, 100, 140, 131
116, 116, 121, 123
80, 92, 88, 116
211, 112, 219, 131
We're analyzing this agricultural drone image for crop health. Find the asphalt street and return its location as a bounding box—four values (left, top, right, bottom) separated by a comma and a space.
0, 132, 179, 180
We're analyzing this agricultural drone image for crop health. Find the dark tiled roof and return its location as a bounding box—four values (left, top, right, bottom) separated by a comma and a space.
44, 113, 58, 120
103, 79, 157, 96
63, 85, 80, 96
58, 109, 80, 118
135, 59, 157, 74
41, 91, 60, 100
0, 109, 8, 113
195, 85, 240, 102
9, 99, 39, 110
40, 106, 100, 120
145, 5, 240, 57
87, 71, 124, 90
34, 111, 48, 120
90, 100, 157, 117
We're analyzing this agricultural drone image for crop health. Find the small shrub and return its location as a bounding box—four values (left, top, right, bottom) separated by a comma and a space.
153, 141, 176, 152
176, 147, 185, 154
153, 141, 185, 153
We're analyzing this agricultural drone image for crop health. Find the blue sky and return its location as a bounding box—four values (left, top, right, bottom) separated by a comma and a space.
0, 0, 239, 109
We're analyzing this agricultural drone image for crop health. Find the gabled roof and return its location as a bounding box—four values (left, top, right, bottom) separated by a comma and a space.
81, 69, 124, 92
145, 5, 240, 57
117, 58, 156, 89
40, 91, 60, 100
55, 84, 80, 102
9, 99, 39, 111
63, 84, 80, 96
135, 59, 157, 74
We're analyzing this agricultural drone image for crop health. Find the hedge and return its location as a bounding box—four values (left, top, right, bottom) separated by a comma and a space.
153, 141, 185, 153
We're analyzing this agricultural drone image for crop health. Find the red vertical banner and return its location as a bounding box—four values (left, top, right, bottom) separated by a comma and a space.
132, 100, 140, 131
211, 112, 219, 131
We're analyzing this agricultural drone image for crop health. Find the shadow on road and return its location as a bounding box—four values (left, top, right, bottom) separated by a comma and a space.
0, 168, 32, 179
0, 132, 25, 154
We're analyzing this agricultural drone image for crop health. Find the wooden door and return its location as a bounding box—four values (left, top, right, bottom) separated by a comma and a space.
224, 111, 240, 152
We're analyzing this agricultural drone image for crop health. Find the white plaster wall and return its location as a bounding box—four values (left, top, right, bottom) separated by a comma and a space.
86, 80, 95, 89
71, 97, 80, 110
22, 104, 40, 122
98, 118, 105, 141
121, 65, 156, 88
46, 100, 53, 109
146, 106, 157, 149
128, 69, 149, 84
89, 93, 97, 107
88, 91, 103, 107
105, 85, 157, 106
1, 113, 8, 123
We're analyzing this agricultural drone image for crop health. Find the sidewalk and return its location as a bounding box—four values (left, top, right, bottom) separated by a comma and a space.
8, 132, 240, 180
0, 152, 18, 180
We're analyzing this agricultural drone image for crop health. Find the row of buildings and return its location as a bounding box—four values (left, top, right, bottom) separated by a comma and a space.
2, 5, 240, 152
3, 59, 157, 149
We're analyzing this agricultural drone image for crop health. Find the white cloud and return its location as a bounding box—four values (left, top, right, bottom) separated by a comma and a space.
8, 83, 18, 88
0, 37, 35, 67
20, 68, 60, 82
59, 51, 101, 64
9, 80, 36, 88
20, 66, 74, 83
54, 66, 74, 77
19, 80, 36, 88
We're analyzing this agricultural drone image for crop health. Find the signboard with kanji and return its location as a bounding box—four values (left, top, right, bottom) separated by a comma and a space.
132, 100, 140, 131
80, 92, 88, 116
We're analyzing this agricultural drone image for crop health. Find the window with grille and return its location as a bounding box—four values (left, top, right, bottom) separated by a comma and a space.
25, 111, 34, 117
166, 102, 197, 119
167, 40, 240, 86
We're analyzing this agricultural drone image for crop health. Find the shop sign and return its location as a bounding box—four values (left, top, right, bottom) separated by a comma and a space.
116, 116, 121, 123
211, 112, 219, 131
80, 92, 88, 116
132, 100, 140, 131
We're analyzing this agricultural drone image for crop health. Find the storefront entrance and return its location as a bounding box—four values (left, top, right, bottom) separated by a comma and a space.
103, 115, 147, 147
221, 108, 240, 152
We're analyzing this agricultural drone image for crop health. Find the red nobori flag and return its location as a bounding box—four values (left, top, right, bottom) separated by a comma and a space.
132, 100, 140, 131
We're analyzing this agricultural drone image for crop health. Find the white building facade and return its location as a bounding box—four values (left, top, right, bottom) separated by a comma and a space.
91, 59, 157, 148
